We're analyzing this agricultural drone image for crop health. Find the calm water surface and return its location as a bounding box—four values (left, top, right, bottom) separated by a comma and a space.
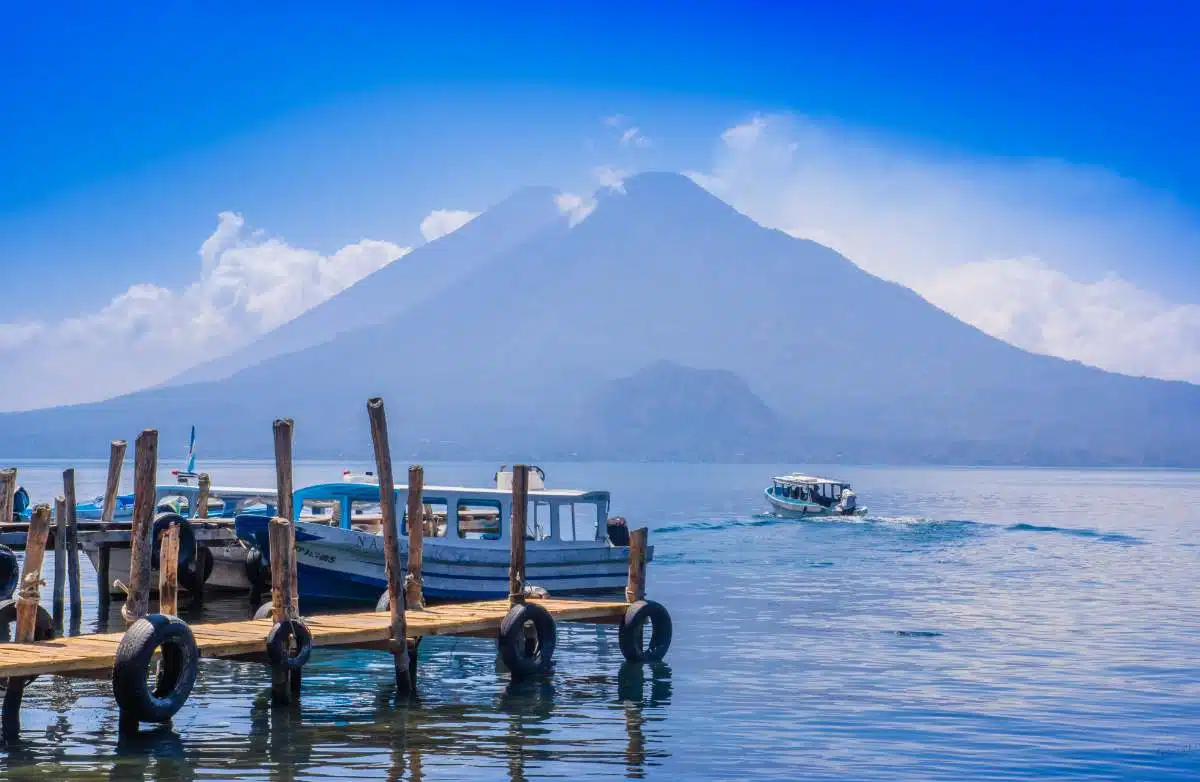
1, 461, 1198, 780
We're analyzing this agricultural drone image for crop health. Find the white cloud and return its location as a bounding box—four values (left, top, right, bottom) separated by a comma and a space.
0, 214, 410, 411
619, 126, 651, 148
419, 209, 479, 242
604, 114, 628, 128
689, 113, 1200, 383
921, 259, 1200, 382
554, 192, 597, 226
594, 165, 629, 193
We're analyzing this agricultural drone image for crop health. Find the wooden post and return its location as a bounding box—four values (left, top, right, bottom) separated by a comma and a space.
158, 522, 180, 616
15, 504, 51, 641
405, 465, 425, 611
96, 544, 112, 614
122, 430, 158, 623
624, 527, 648, 603
2, 503, 50, 742
196, 473, 211, 519
101, 440, 127, 523
273, 419, 298, 614
268, 516, 294, 705
62, 468, 82, 619
268, 517, 296, 622
52, 497, 66, 622
508, 465, 529, 606
366, 397, 412, 694
0, 468, 15, 525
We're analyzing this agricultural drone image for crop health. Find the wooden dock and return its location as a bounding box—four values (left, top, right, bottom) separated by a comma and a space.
0, 598, 626, 678
0, 398, 673, 745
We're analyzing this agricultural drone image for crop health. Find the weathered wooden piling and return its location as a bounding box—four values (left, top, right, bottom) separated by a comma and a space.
158, 521, 180, 616
367, 397, 413, 694
405, 465, 425, 610
122, 430, 158, 624
2, 503, 51, 741
625, 528, 648, 603
14, 506, 51, 643
62, 469, 82, 619
196, 473, 211, 519
508, 465, 529, 606
273, 419, 298, 613
52, 498, 66, 621
0, 468, 16, 524
100, 440, 127, 523
268, 516, 297, 704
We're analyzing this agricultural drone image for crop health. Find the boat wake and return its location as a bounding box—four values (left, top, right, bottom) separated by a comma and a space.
1004, 522, 1144, 545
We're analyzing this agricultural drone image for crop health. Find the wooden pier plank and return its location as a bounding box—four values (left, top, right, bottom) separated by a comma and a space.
0, 598, 627, 678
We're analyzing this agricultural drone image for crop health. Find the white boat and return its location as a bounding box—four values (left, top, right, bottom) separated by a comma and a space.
235, 466, 644, 603
765, 473, 867, 518
77, 484, 278, 596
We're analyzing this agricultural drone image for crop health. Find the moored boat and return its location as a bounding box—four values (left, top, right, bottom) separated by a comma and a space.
77, 483, 277, 595
236, 467, 645, 603
765, 473, 867, 518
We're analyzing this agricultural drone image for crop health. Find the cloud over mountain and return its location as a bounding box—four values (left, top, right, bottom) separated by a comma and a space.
0, 213, 410, 410
688, 114, 1200, 382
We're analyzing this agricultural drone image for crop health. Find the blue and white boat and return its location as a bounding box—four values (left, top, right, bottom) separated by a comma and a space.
235, 467, 646, 603
765, 473, 867, 518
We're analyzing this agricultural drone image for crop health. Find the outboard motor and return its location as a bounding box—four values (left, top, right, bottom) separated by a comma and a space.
607, 515, 631, 547
838, 489, 857, 515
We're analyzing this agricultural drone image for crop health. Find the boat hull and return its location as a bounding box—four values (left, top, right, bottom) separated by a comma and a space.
80, 526, 252, 596
764, 489, 867, 519
238, 516, 643, 602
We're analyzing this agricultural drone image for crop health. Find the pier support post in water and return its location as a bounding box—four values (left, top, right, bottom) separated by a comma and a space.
101, 440, 127, 523
0, 468, 16, 525
52, 498, 66, 625
405, 465, 425, 611
62, 469, 82, 622
508, 465, 529, 607
625, 528, 648, 603
158, 521, 180, 616
268, 516, 299, 704
122, 430, 158, 624
273, 420, 298, 615
2, 504, 51, 742
367, 397, 413, 695
196, 473, 211, 519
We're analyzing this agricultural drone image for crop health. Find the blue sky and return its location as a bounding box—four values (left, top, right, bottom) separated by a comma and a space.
1, 1, 1199, 408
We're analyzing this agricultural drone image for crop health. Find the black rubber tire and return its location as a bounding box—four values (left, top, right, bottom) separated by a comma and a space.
253, 601, 274, 620
266, 619, 313, 671
0, 599, 55, 643
112, 614, 199, 724
497, 602, 556, 679
244, 546, 267, 587
0, 546, 18, 602
181, 545, 214, 594
618, 600, 672, 663
151, 514, 196, 579
375, 590, 390, 613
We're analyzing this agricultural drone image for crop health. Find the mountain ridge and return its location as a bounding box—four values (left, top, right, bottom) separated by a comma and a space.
1, 171, 1196, 466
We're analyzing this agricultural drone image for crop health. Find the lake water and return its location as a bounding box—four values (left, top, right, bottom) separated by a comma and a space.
1, 461, 1198, 780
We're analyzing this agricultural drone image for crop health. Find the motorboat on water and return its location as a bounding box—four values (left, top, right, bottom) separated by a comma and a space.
236, 466, 644, 603
765, 473, 867, 518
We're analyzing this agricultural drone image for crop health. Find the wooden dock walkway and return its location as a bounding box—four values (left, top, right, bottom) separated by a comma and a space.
0, 400, 672, 746
0, 598, 626, 678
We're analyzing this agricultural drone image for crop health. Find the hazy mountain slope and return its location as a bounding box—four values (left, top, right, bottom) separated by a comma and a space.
1, 172, 1197, 465
168, 186, 564, 385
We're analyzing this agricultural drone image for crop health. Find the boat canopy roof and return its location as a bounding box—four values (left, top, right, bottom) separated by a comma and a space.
295, 482, 609, 503
772, 474, 852, 488
156, 484, 277, 499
